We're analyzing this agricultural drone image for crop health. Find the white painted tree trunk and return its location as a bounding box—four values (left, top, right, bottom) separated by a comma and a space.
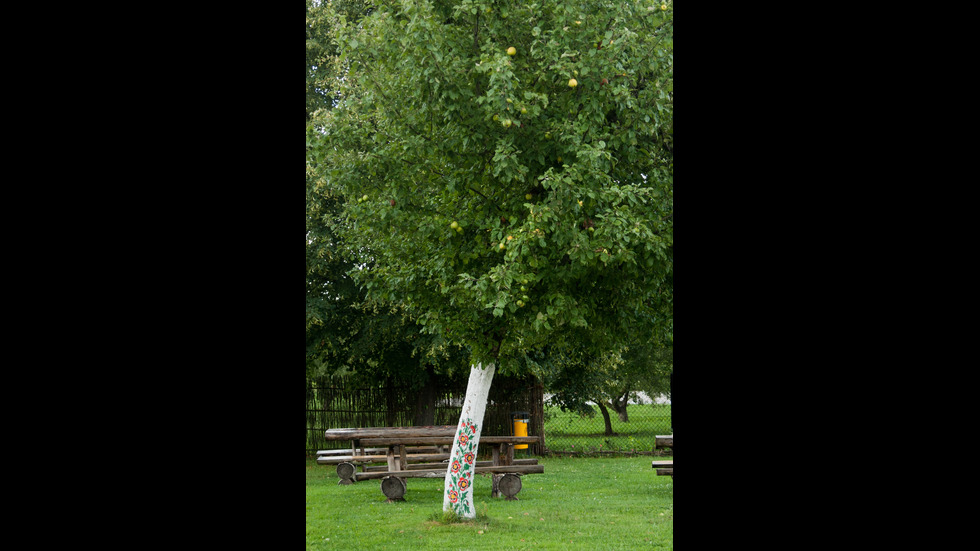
442, 362, 496, 518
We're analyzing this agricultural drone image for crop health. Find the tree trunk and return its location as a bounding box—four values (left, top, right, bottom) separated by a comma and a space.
413, 368, 437, 426
443, 362, 496, 519
609, 390, 630, 423
596, 401, 617, 436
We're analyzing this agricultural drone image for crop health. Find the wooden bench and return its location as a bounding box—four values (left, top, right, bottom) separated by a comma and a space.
653, 434, 673, 477
315, 447, 445, 465
651, 460, 673, 476
323, 426, 542, 501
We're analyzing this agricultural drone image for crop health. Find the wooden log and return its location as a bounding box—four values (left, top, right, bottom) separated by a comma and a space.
317, 451, 449, 465
317, 447, 387, 456
359, 436, 541, 446
655, 435, 673, 449
323, 426, 456, 441
381, 476, 407, 501
353, 464, 544, 481
362, 458, 538, 472
336, 462, 356, 485
498, 473, 522, 500
651, 460, 674, 468
348, 453, 451, 463
655, 468, 673, 476
317, 447, 439, 456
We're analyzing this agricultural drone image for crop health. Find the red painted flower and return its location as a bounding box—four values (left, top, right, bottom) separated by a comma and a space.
448, 489, 458, 503
459, 433, 469, 446
464, 452, 475, 464
451, 460, 461, 473
458, 476, 469, 491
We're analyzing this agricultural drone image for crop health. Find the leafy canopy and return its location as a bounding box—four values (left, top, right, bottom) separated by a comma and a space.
308, 0, 673, 372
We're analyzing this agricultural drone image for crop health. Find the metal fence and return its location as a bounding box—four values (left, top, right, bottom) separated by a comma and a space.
307, 374, 671, 457
306, 373, 544, 456
541, 397, 672, 455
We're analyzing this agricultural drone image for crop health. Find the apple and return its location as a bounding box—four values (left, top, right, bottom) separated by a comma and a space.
544, 132, 552, 139
522, 295, 529, 301
520, 286, 527, 292
521, 107, 527, 114
361, 194, 368, 202
601, 78, 608, 85
450, 221, 459, 230
493, 114, 499, 121
507, 235, 514, 241
568, 78, 578, 88
661, 3, 668, 10
525, 193, 533, 200
516, 300, 525, 307
502, 119, 512, 128
507, 46, 517, 56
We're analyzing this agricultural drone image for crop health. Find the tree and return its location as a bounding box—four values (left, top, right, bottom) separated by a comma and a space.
308, 0, 673, 518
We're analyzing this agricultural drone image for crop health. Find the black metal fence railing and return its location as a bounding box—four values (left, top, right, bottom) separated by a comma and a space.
307, 374, 671, 457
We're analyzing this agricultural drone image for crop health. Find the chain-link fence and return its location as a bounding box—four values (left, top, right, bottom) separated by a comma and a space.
542, 396, 671, 455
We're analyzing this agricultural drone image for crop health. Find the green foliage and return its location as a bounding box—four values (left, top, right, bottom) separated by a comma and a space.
308, 0, 673, 369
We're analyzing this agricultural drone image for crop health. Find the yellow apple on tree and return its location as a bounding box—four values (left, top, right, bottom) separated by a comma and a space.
507, 46, 516, 56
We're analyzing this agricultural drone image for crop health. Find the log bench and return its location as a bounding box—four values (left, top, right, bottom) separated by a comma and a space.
653, 434, 673, 477
651, 460, 673, 476
323, 426, 542, 501
315, 447, 445, 465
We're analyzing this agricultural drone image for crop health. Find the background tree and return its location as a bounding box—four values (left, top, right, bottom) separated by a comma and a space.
307, 0, 469, 416
309, 0, 673, 518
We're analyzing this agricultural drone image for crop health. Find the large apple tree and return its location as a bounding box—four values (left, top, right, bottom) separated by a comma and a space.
308, 0, 673, 518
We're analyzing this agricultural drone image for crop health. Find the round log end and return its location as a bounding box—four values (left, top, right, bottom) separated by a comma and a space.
336, 462, 356, 481
381, 476, 407, 500
498, 473, 522, 499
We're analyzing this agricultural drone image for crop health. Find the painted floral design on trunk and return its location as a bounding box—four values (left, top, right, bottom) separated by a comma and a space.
447, 418, 478, 516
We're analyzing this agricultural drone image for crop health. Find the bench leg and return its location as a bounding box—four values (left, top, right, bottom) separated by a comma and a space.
381, 476, 407, 502
337, 462, 356, 485
498, 473, 522, 501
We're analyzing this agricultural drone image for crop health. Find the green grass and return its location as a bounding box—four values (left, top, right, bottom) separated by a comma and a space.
306, 456, 673, 550
543, 403, 671, 453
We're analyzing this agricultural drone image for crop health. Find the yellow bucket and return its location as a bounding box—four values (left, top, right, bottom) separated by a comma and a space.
512, 412, 530, 449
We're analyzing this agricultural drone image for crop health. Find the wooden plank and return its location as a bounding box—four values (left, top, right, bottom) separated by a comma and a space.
655, 468, 673, 476
651, 460, 674, 467
354, 464, 544, 481
655, 435, 673, 448
318, 453, 452, 465
317, 447, 439, 456
317, 447, 386, 456
362, 459, 538, 472
323, 426, 456, 441
360, 436, 541, 446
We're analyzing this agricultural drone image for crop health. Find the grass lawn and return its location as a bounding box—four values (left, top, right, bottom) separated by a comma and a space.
306, 455, 672, 550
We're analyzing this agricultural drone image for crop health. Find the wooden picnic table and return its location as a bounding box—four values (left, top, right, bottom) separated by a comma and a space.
322, 426, 542, 501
